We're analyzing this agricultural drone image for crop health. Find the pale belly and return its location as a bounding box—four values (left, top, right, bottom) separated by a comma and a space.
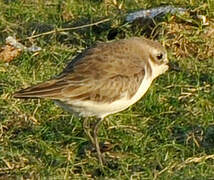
55, 75, 153, 119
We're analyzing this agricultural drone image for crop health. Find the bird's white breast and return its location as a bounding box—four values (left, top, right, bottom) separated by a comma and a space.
56, 59, 168, 119
64, 72, 153, 119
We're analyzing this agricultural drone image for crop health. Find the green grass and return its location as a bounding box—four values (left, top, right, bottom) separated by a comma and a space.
0, 0, 214, 179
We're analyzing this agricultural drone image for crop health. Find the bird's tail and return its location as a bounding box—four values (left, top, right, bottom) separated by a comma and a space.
13, 79, 64, 99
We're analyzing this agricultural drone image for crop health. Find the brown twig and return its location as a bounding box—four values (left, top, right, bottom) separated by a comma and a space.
24, 18, 110, 40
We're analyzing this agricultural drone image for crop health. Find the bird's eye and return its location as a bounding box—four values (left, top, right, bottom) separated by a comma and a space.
156, 53, 163, 60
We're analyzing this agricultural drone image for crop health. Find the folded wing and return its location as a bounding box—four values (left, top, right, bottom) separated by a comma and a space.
14, 38, 147, 103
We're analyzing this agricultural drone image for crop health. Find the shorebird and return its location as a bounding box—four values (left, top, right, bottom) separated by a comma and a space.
14, 37, 169, 166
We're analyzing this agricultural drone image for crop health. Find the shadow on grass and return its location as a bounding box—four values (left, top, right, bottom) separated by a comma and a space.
172, 125, 214, 151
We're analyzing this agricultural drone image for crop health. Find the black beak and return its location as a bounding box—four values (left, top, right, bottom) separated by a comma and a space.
168, 62, 180, 71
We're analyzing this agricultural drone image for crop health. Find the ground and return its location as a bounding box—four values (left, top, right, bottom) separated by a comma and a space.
0, 0, 214, 179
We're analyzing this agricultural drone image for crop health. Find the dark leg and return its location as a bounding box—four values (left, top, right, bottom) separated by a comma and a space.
83, 117, 94, 145
93, 117, 105, 166
83, 117, 106, 166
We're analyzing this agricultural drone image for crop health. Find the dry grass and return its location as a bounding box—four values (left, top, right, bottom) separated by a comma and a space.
164, 15, 214, 60
0, 0, 214, 179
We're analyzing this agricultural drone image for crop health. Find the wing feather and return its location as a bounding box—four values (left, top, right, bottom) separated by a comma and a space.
14, 38, 147, 103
